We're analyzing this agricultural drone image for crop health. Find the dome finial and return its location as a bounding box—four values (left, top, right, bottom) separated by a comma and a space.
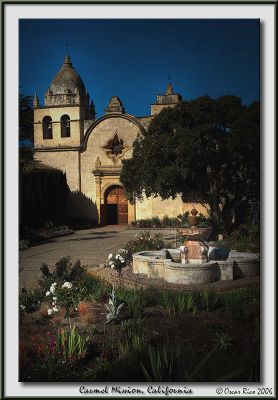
65, 42, 71, 56
63, 42, 72, 66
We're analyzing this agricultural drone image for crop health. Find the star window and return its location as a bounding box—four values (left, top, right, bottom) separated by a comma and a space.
102, 132, 128, 163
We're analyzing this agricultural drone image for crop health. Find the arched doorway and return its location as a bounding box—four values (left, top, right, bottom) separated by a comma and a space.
105, 185, 128, 225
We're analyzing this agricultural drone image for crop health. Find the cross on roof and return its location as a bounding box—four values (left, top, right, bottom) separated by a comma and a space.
65, 42, 72, 55
167, 72, 172, 82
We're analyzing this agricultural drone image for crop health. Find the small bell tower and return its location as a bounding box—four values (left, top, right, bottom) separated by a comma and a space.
151, 82, 182, 115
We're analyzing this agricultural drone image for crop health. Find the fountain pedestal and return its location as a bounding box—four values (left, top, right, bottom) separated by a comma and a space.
184, 240, 208, 264
178, 209, 211, 265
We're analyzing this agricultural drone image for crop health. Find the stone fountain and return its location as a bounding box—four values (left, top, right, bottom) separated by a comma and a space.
132, 208, 259, 285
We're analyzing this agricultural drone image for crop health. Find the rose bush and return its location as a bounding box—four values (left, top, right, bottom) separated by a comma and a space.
125, 231, 171, 257
106, 249, 128, 276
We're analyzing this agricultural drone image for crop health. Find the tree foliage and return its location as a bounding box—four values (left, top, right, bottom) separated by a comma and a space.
19, 93, 34, 143
120, 96, 260, 232
20, 166, 69, 229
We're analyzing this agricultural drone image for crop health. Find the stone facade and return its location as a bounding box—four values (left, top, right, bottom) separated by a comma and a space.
33, 54, 208, 225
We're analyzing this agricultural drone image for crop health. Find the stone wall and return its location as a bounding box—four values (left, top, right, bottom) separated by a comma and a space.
151, 103, 178, 116
35, 150, 80, 191
80, 115, 141, 200
136, 194, 209, 220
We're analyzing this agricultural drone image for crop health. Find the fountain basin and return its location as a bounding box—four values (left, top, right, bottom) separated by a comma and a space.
132, 250, 220, 284
132, 249, 259, 285
228, 251, 260, 278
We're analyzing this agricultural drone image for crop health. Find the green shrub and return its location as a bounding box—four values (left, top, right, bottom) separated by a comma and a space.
20, 166, 69, 229
116, 287, 147, 319
119, 320, 146, 358
141, 345, 182, 382
129, 212, 212, 229
38, 256, 104, 313
160, 289, 176, 315
197, 213, 212, 227
19, 239, 29, 251
19, 287, 44, 312
82, 357, 110, 381
162, 215, 171, 228
174, 291, 190, 315
125, 231, 171, 259
55, 323, 89, 363
151, 216, 161, 228
121, 318, 146, 335
140, 287, 161, 307
200, 287, 219, 311
221, 288, 259, 320
177, 212, 190, 227
215, 227, 260, 252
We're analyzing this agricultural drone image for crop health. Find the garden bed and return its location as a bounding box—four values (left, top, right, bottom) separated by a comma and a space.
20, 226, 74, 249
19, 231, 260, 383
20, 283, 260, 382
19, 256, 260, 382
35, 226, 74, 240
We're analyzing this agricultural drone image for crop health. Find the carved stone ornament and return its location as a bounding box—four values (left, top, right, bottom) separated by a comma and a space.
102, 131, 129, 163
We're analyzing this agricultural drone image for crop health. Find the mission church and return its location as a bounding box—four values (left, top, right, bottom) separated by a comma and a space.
33, 54, 207, 225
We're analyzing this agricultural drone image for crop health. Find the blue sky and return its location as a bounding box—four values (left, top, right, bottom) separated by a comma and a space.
20, 19, 259, 117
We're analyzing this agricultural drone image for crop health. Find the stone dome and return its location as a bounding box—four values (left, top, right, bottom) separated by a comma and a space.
45, 55, 87, 106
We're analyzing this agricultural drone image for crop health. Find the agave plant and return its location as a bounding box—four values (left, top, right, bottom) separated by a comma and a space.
104, 286, 124, 324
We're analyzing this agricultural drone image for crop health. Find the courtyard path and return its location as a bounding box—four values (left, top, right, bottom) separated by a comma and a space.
19, 225, 176, 289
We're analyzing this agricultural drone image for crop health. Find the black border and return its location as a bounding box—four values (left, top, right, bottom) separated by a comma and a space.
1, 2, 276, 399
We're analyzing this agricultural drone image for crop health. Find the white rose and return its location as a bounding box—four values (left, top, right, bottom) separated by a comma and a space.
62, 282, 72, 289
116, 255, 120, 259
50, 286, 56, 294
20, 305, 26, 310
108, 254, 113, 259
111, 264, 115, 269
47, 308, 53, 315
53, 306, 58, 312
53, 297, 57, 300
46, 291, 51, 296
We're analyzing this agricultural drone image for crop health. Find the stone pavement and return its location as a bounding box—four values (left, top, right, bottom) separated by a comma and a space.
19, 226, 176, 289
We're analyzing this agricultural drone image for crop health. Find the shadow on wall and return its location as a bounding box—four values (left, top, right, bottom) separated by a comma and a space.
65, 191, 99, 230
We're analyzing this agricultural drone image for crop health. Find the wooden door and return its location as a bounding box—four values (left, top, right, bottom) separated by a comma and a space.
105, 186, 128, 225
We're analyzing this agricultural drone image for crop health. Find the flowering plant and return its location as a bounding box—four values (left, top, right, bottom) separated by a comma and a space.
125, 231, 170, 255
106, 248, 128, 276
44, 281, 78, 315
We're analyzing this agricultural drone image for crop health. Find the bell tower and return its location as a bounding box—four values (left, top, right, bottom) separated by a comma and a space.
33, 54, 94, 150
151, 82, 182, 115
